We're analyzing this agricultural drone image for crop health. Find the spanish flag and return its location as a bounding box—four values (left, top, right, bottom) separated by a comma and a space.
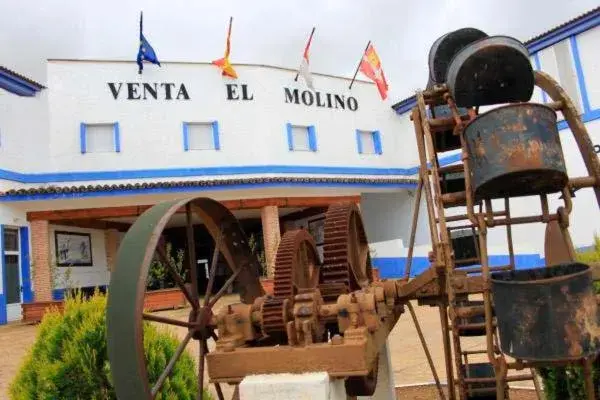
359, 43, 388, 100
212, 17, 238, 79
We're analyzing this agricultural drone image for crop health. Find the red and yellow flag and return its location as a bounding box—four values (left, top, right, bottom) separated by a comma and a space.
359, 43, 388, 100
212, 17, 238, 79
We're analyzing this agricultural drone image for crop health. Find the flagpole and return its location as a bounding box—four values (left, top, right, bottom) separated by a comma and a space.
349, 40, 371, 90
295, 27, 316, 82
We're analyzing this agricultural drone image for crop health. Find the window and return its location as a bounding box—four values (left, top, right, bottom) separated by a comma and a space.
356, 129, 382, 155
183, 121, 220, 151
286, 123, 317, 152
80, 122, 120, 153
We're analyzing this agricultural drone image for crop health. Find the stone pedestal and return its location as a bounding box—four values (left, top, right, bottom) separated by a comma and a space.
239, 341, 396, 400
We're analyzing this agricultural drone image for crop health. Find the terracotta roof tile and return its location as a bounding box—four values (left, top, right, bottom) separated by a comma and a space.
0, 176, 417, 197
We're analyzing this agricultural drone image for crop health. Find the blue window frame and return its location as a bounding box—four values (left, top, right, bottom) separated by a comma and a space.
286, 123, 317, 152
80, 122, 120, 154
356, 129, 382, 155
183, 121, 220, 151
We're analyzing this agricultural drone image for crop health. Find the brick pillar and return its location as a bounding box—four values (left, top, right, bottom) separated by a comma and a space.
31, 220, 52, 301
105, 229, 120, 272
261, 205, 281, 278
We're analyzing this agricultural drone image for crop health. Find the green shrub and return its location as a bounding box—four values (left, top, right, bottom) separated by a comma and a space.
538, 235, 600, 399
9, 290, 210, 400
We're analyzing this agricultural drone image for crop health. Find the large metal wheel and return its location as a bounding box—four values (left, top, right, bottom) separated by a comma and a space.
107, 197, 264, 400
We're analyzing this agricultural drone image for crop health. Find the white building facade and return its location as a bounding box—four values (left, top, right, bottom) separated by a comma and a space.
0, 7, 598, 324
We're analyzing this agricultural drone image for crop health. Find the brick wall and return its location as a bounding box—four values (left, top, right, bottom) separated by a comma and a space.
104, 229, 120, 272
31, 220, 52, 301
261, 205, 281, 278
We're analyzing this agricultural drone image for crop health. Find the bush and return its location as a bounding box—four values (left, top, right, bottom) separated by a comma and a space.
9, 290, 210, 400
538, 235, 600, 399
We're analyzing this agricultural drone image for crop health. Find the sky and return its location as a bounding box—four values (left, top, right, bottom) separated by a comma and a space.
0, 0, 597, 103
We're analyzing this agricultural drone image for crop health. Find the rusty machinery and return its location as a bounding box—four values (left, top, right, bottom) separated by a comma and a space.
106, 29, 600, 400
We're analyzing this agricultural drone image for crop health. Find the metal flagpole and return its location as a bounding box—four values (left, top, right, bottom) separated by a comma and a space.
349, 40, 371, 90
295, 27, 316, 82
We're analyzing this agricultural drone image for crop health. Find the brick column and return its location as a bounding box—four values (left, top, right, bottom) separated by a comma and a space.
261, 205, 281, 278
105, 229, 120, 272
31, 220, 52, 301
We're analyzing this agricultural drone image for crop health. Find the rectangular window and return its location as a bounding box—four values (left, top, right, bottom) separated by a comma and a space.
80, 122, 120, 153
286, 123, 317, 152
183, 121, 220, 151
356, 129, 382, 155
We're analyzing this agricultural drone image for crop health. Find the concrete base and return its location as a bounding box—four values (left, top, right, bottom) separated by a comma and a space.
239, 340, 396, 400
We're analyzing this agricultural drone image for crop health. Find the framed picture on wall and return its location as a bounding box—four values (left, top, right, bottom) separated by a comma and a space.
308, 217, 325, 245
55, 231, 93, 266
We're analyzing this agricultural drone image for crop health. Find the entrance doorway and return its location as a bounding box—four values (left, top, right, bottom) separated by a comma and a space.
3, 227, 22, 322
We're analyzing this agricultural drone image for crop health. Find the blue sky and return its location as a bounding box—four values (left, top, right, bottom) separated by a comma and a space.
0, 0, 597, 102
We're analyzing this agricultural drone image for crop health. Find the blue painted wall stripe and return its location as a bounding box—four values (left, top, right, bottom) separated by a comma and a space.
182, 122, 189, 151
79, 123, 86, 154
286, 123, 293, 151
373, 254, 545, 278
114, 122, 121, 153
0, 294, 6, 325
19, 227, 32, 303
355, 130, 363, 154
527, 11, 600, 54
373, 131, 383, 155
212, 121, 221, 150
569, 35, 591, 113
307, 125, 317, 152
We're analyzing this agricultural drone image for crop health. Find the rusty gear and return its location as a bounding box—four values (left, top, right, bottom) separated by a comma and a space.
319, 202, 373, 302
261, 229, 320, 336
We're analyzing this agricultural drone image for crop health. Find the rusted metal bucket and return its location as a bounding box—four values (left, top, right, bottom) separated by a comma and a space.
428, 28, 488, 84
491, 263, 600, 361
447, 36, 534, 107
464, 103, 568, 199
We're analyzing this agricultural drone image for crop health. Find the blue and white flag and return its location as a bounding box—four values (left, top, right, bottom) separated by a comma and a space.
136, 12, 161, 74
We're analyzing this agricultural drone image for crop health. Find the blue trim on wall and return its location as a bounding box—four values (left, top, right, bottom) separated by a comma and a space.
307, 125, 317, 152
0, 68, 43, 97
212, 121, 221, 150
355, 130, 363, 154
0, 225, 5, 325
570, 35, 591, 113
286, 123, 293, 151
182, 122, 189, 151
527, 10, 600, 54
373, 131, 383, 155
0, 181, 418, 202
79, 122, 86, 154
373, 254, 545, 278
19, 227, 32, 303
0, 294, 6, 325
114, 122, 121, 153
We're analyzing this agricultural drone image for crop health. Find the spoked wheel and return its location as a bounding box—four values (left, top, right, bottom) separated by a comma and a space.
107, 197, 264, 400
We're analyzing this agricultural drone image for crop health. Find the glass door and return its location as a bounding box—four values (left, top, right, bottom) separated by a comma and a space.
4, 228, 22, 321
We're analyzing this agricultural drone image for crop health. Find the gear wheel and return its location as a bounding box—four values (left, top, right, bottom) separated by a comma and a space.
319, 202, 373, 303
261, 229, 320, 337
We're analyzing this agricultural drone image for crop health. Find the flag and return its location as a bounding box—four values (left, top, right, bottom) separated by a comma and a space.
136, 12, 161, 74
297, 28, 315, 89
212, 17, 238, 79
359, 43, 388, 100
